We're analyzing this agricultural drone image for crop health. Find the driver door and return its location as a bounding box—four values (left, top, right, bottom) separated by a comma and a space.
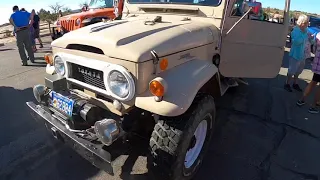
219, 0, 289, 78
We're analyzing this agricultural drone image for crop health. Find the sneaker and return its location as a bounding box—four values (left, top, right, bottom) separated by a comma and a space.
292, 84, 303, 92
21, 62, 27, 66
284, 84, 293, 92
296, 100, 306, 106
308, 107, 319, 114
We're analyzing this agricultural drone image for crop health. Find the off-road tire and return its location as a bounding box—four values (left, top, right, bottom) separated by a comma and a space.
149, 94, 216, 180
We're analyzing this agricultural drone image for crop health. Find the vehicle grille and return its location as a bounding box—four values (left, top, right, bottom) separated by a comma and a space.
70, 63, 106, 90
61, 20, 75, 32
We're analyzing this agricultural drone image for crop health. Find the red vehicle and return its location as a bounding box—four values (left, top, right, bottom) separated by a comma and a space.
51, 0, 124, 40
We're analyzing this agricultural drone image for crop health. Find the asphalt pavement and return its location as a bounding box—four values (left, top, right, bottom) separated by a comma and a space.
0, 39, 320, 180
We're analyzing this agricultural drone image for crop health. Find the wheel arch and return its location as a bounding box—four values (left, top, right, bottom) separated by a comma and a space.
135, 59, 219, 117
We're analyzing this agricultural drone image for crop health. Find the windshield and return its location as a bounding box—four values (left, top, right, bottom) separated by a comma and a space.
128, 0, 221, 6
89, 0, 113, 8
309, 16, 320, 27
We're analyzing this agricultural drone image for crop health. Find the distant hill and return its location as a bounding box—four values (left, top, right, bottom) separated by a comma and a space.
262, 7, 320, 18
70, 9, 82, 13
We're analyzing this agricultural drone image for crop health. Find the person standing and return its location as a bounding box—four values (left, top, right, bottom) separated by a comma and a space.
9, 5, 35, 66
296, 32, 320, 114
284, 14, 309, 92
29, 9, 37, 52
32, 10, 43, 49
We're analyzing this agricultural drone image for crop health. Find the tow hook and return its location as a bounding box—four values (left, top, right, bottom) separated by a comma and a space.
50, 126, 64, 142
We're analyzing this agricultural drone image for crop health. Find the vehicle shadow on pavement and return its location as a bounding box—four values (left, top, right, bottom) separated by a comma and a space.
0, 86, 101, 180
195, 72, 320, 180
0, 86, 155, 180
27, 63, 47, 67
28, 58, 47, 67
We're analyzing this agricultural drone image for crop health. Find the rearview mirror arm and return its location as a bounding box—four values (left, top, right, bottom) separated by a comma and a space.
225, 7, 253, 36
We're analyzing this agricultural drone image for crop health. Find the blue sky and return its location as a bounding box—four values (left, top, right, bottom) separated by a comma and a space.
0, 0, 319, 25
260, 0, 320, 14
0, 0, 82, 25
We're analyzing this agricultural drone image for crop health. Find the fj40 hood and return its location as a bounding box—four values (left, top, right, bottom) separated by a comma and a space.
52, 15, 217, 62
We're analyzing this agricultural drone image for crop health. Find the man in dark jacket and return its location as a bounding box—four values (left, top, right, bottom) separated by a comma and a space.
32, 12, 43, 48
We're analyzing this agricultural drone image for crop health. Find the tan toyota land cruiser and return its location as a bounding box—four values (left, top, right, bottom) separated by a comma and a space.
27, 0, 291, 179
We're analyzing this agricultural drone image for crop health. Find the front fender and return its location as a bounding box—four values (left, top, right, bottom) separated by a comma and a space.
135, 60, 218, 117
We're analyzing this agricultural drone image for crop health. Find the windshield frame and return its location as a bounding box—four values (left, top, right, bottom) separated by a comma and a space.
127, 0, 222, 7
89, 0, 114, 9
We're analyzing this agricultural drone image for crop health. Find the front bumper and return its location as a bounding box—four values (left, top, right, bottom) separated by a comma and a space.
26, 101, 115, 174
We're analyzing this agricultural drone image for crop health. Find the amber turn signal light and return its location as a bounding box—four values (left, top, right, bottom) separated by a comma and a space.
149, 80, 165, 97
159, 58, 168, 71
44, 53, 53, 65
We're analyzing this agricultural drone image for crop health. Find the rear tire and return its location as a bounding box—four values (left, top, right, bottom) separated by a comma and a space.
149, 94, 216, 180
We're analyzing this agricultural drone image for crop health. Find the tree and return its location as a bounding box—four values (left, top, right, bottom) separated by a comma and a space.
38, 8, 56, 23
37, 8, 58, 33
62, 7, 73, 15
49, 2, 64, 14
79, 1, 89, 8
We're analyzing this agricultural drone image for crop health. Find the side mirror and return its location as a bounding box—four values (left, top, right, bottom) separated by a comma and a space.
243, 1, 260, 15
243, 1, 259, 8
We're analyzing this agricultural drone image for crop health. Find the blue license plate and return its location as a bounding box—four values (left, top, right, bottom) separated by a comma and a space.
51, 91, 74, 117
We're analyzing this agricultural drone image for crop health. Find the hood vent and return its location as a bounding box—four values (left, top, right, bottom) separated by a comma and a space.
90, 21, 128, 33
66, 44, 104, 55
139, 6, 199, 15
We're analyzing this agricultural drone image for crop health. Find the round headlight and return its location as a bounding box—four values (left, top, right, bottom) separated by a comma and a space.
107, 70, 129, 98
54, 56, 65, 76
76, 18, 81, 26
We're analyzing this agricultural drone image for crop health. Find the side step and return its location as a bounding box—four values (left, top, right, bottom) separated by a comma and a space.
235, 78, 249, 85
219, 77, 249, 96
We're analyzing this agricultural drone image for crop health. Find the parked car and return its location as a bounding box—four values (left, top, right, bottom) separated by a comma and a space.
307, 16, 320, 53
51, 0, 124, 40
288, 15, 320, 51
